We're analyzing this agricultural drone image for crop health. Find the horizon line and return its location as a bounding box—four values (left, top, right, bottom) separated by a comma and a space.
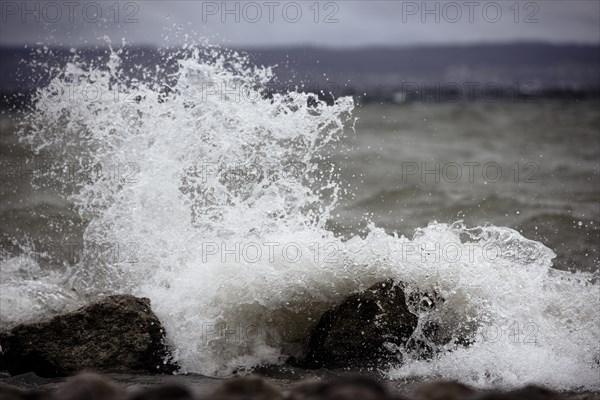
1, 40, 600, 51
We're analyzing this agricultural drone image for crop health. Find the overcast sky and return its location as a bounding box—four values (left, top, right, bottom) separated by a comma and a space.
1, 1, 599, 47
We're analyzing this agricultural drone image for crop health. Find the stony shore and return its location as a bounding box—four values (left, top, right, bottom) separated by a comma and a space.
1, 371, 598, 399
1, 284, 598, 399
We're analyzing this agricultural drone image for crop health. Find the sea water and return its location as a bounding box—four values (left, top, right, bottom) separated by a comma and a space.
0, 44, 598, 390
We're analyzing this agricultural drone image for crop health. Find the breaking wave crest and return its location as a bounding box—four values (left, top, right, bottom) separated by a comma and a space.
1, 43, 598, 390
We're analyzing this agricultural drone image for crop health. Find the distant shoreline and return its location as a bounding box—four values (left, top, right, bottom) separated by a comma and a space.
1, 42, 599, 108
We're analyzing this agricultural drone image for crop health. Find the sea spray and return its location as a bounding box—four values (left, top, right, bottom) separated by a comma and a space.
1, 43, 598, 388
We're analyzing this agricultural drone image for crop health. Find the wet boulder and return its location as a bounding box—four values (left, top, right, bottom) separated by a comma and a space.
303, 280, 418, 369
0, 295, 176, 377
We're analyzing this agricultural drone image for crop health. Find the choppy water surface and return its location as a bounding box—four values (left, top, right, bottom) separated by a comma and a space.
0, 45, 598, 390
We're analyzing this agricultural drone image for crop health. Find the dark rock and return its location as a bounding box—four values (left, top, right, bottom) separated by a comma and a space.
0, 295, 176, 377
0, 383, 25, 400
286, 376, 390, 400
321, 375, 388, 400
286, 379, 328, 400
0, 384, 53, 400
567, 394, 600, 400
471, 386, 566, 400
128, 383, 195, 400
0, 372, 55, 387
502, 385, 564, 400
211, 375, 284, 400
303, 280, 418, 369
55, 373, 125, 400
413, 380, 475, 400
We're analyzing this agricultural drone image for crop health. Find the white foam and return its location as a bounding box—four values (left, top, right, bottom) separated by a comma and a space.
2, 43, 597, 389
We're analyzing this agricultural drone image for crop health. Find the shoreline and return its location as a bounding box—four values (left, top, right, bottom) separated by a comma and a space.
1, 371, 599, 399
2, 291, 599, 395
